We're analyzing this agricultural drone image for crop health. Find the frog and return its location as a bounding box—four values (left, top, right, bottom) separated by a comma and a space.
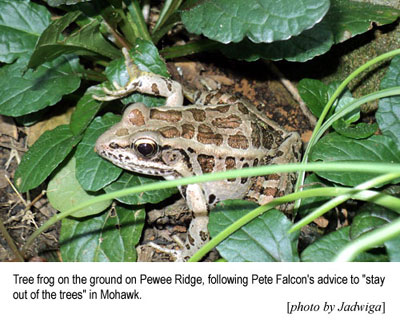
93, 48, 302, 261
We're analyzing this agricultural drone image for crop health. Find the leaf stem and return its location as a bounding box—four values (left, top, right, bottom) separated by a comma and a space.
160, 39, 220, 59
122, 0, 152, 42
0, 218, 24, 261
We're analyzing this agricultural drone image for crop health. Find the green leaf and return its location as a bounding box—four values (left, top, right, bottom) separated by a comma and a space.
75, 113, 123, 191
376, 55, 400, 150
60, 205, 145, 262
104, 172, 177, 205
325, 0, 400, 43
14, 125, 81, 192
100, 38, 168, 106
219, 20, 334, 63
298, 78, 329, 117
332, 119, 378, 139
385, 238, 400, 262
181, 0, 330, 44
28, 12, 120, 69
47, 157, 112, 218
0, 0, 51, 63
46, 0, 91, 6
350, 204, 400, 262
327, 81, 359, 123
301, 226, 388, 262
70, 86, 113, 136
208, 200, 299, 262
0, 55, 81, 117
310, 133, 400, 186
350, 204, 398, 240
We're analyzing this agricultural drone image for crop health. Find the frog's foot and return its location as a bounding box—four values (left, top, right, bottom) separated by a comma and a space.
148, 216, 210, 262
92, 47, 183, 106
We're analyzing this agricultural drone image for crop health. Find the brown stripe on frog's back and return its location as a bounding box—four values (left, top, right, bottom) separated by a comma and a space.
211, 114, 242, 128
227, 131, 249, 149
197, 124, 223, 146
187, 108, 206, 122
197, 154, 215, 173
128, 108, 145, 126
150, 109, 182, 122
205, 105, 231, 114
159, 126, 180, 138
182, 123, 195, 139
250, 122, 261, 148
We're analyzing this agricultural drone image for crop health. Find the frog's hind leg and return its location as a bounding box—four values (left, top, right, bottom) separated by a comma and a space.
93, 48, 183, 106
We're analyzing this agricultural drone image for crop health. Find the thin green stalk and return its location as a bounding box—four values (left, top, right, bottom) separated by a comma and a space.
21, 161, 400, 254
334, 216, 400, 262
160, 39, 220, 59
122, 0, 152, 41
293, 49, 400, 209
189, 186, 400, 262
152, 0, 182, 34
289, 172, 400, 233
0, 218, 24, 261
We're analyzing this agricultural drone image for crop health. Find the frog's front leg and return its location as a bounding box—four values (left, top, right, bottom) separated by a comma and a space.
149, 183, 210, 262
93, 48, 183, 107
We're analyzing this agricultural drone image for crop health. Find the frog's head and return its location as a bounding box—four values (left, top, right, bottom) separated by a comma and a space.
95, 103, 189, 179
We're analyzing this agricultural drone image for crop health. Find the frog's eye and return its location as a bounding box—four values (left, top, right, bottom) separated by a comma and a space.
133, 138, 158, 158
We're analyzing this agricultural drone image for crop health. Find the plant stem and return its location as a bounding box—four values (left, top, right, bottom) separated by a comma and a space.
0, 219, 24, 261
122, 0, 152, 41
160, 39, 220, 59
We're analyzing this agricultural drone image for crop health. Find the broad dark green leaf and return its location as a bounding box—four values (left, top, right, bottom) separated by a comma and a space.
181, 0, 330, 44
104, 172, 177, 205
98, 39, 168, 106
45, 0, 91, 6
60, 205, 145, 262
219, 21, 333, 63
298, 78, 329, 117
350, 204, 400, 262
75, 113, 123, 191
28, 12, 120, 69
376, 55, 400, 150
310, 133, 400, 186
301, 226, 388, 262
350, 204, 398, 240
70, 86, 113, 136
208, 200, 299, 262
332, 119, 378, 139
0, 0, 51, 63
14, 125, 81, 192
47, 157, 112, 218
385, 238, 400, 262
325, 0, 400, 43
0, 55, 81, 117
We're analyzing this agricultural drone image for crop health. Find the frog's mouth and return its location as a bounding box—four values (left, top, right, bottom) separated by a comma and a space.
97, 146, 175, 177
